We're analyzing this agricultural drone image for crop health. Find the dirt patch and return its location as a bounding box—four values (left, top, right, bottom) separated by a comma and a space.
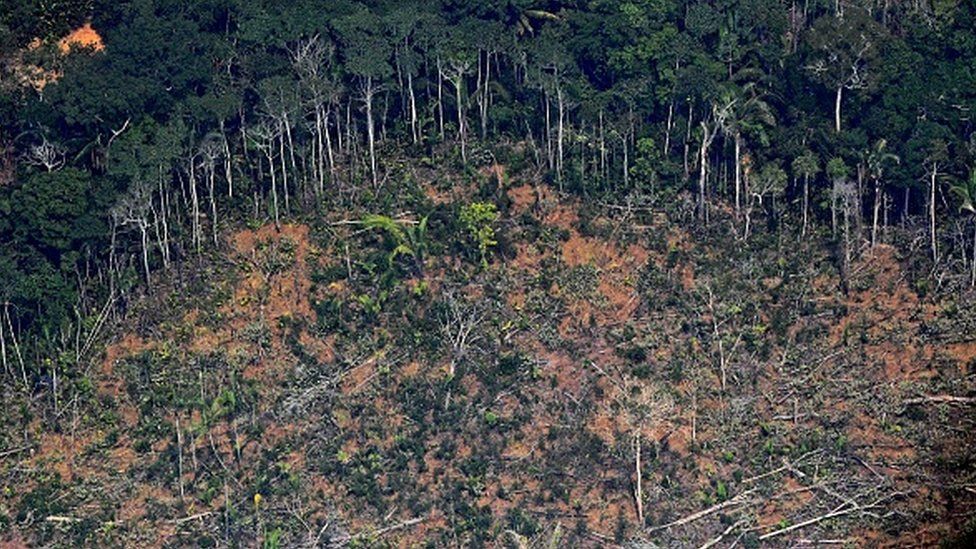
58, 23, 105, 53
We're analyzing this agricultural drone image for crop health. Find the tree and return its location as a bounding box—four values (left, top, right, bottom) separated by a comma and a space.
923, 139, 949, 262
291, 34, 338, 196
805, 10, 884, 133
594, 360, 674, 526
721, 81, 776, 220
862, 139, 899, 247
111, 178, 154, 285
828, 157, 856, 288
745, 163, 787, 239
336, 8, 393, 188
459, 202, 499, 269
438, 29, 475, 164
792, 150, 820, 237
362, 213, 429, 276
950, 170, 976, 287
697, 96, 735, 220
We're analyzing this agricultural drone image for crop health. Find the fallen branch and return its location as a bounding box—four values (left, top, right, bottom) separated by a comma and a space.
170, 512, 214, 524
647, 489, 757, 533
698, 519, 748, 549
758, 493, 901, 541
742, 450, 823, 485
902, 395, 976, 406
46, 516, 82, 524
329, 516, 426, 544
0, 445, 32, 459
46, 516, 120, 529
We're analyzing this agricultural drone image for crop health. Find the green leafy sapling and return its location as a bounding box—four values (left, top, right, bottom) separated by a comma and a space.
459, 202, 499, 268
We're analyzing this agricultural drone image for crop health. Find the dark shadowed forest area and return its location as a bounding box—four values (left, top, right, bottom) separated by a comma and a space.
1, 0, 976, 546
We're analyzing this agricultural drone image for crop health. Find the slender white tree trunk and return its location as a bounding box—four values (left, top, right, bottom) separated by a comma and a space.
835, 86, 843, 133
802, 174, 810, 238
634, 432, 644, 526
929, 165, 938, 262
734, 132, 742, 217
365, 77, 378, 187
556, 84, 565, 188
139, 222, 151, 286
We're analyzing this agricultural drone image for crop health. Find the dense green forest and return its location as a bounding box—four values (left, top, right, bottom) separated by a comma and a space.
1, 0, 976, 547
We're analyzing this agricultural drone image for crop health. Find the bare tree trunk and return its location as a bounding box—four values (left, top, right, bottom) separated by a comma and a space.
436, 58, 445, 139
664, 99, 674, 156
556, 84, 565, 189
0, 303, 7, 380
802, 174, 810, 238
622, 131, 629, 190
698, 122, 714, 220
734, 132, 742, 218
684, 100, 693, 180
871, 182, 881, 247
158, 171, 171, 266
313, 105, 325, 195
599, 110, 606, 181
634, 432, 644, 526
278, 128, 290, 213
265, 149, 280, 230
408, 72, 418, 144
220, 120, 233, 199
834, 85, 843, 133
544, 92, 552, 171
364, 77, 378, 187
4, 304, 28, 391
324, 107, 336, 190
189, 157, 201, 252
453, 74, 466, 163
929, 164, 938, 262
971, 220, 976, 287
208, 166, 218, 245
831, 182, 838, 238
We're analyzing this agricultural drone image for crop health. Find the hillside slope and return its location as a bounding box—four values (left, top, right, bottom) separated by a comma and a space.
1, 164, 974, 548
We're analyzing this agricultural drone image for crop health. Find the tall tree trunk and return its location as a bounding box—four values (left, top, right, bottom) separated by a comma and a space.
453, 74, 466, 164
364, 77, 378, 187
220, 120, 233, 199
208, 165, 218, 245
314, 104, 325, 195
408, 72, 418, 144
599, 110, 606, 182
698, 122, 713, 220
734, 132, 742, 218
802, 174, 810, 238
324, 106, 336, 191
189, 157, 201, 252
929, 164, 938, 262
622, 131, 629, 190
683, 100, 693, 180
158, 170, 171, 267
971, 220, 976, 287
544, 92, 552, 171
634, 432, 644, 526
266, 149, 280, 230
556, 84, 564, 190
871, 181, 881, 247
834, 85, 843, 133
139, 221, 151, 286
278, 129, 290, 213
436, 58, 445, 139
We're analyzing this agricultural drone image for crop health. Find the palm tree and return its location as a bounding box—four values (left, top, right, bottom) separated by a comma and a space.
362, 214, 429, 276
950, 170, 976, 287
